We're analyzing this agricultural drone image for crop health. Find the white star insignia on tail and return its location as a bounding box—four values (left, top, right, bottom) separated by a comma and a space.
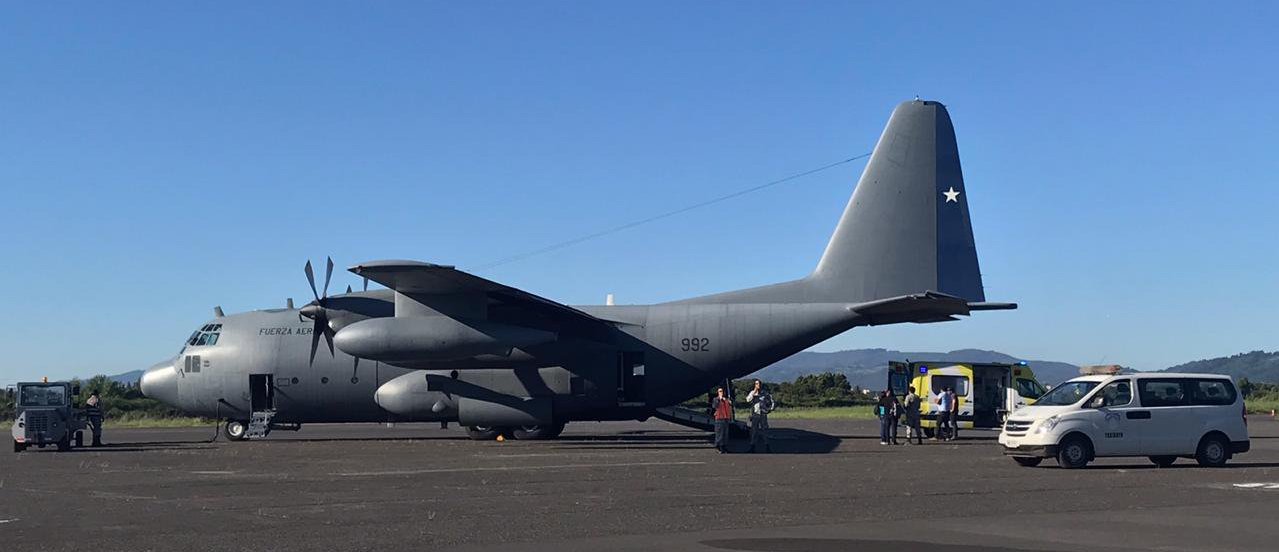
943, 187, 960, 203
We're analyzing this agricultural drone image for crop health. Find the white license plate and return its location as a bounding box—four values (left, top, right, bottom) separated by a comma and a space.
1006, 439, 1020, 448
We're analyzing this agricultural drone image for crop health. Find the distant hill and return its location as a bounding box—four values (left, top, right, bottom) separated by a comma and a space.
108, 370, 144, 386
1161, 350, 1279, 383
751, 348, 1081, 390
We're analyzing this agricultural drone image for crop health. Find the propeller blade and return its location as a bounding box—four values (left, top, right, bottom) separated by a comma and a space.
363, 277, 368, 292
352, 356, 360, 378
346, 284, 353, 294
322, 257, 334, 298
309, 323, 321, 366
304, 261, 320, 301
323, 325, 336, 358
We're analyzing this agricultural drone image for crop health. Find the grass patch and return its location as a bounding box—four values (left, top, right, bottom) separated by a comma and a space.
736, 406, 878, 420
1247, 398, 1279, 415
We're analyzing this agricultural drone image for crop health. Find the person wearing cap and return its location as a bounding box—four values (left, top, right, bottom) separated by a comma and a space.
84, 390, 105, 447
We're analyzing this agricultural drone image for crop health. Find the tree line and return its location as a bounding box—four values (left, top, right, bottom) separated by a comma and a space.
2, 376, 185, 422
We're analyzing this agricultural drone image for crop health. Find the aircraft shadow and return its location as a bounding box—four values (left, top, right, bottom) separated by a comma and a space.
557, 427, 844, 454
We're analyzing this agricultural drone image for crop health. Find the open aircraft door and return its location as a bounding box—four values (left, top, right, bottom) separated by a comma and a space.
888, 361, 911, 396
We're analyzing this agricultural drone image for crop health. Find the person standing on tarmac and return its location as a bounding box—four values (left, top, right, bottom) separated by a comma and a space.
935, 387, 953, 441
903, 386, 923, 445
84, 390, 104, 447
746, 379, 773, 453
711, 387, 734, 453
877, 390, 895, 445
948, 387, 961, 441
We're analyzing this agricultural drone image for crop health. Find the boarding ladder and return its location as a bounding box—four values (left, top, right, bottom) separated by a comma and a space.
245, 410, 276, 440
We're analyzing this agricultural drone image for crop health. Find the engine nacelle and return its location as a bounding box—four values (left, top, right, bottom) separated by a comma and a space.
333, 316, 555, 362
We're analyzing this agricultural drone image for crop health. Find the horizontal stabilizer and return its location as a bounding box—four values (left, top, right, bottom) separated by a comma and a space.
851, 291, 1015, 326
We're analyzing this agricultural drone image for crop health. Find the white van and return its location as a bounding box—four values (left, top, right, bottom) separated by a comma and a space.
998, 373, 1249, 468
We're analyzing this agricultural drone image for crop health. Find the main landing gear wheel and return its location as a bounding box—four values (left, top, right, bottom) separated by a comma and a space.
1012, 457, 1042, 467
223, 420, 248, 441
466, 426, 504, 441
512, 423, 566, 440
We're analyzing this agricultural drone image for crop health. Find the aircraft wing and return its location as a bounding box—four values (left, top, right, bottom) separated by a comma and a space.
851, 291, 1017, 326
350, 260, 606, 325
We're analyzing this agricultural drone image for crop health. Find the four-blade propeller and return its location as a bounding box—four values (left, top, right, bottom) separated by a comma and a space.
300, 257, 337, 366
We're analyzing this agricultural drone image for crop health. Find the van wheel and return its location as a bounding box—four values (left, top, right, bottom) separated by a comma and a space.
1012, 457, 1042, 467
466, 426, 504, 441
1195, 434, 1229, 467
512, 423, 566, 440
1056, 436, 1091, 469
223, 420, 248, 441
1149, 456, 1177, 468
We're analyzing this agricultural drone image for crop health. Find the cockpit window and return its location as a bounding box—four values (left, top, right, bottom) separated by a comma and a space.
186, 324, 223, 348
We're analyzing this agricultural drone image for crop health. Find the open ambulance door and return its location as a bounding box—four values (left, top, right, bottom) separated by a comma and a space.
888, 362, 911, 397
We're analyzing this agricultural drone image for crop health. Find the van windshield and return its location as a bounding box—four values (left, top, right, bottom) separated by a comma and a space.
1035, 381, 1099, 406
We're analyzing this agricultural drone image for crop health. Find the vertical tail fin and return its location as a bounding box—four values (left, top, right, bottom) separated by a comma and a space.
810, 99, 985, 302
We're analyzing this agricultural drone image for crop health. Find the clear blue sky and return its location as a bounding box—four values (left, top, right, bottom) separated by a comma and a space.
2, 2, 1276, 383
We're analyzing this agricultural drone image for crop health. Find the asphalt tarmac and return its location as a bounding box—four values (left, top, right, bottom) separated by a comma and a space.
3, 418, 1279, 552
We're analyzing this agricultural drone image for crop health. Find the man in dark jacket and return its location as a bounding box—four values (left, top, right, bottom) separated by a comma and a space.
711, 387, 734, 453
84, 390, 104, 447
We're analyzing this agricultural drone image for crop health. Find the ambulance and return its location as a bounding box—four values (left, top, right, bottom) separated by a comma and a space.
887, 361, 1047, 437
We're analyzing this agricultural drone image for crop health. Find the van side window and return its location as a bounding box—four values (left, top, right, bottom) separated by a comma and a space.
930, 375, 969, 397
1189, 379, 1237, 406
1138, 379, 1189, 407
1097, 380, 1132, 407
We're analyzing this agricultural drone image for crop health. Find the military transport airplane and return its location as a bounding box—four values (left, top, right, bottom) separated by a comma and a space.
140, 99, 1015, 441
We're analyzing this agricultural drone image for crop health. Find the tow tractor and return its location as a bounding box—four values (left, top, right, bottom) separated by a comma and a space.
9, 380, 88, 452
887, 360, 1048, 437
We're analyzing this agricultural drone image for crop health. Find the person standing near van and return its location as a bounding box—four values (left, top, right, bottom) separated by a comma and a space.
903, 386, 923, 445
746, 379, 773, 453
948, 387, 961, 441
935, 387, 953, 440
711, 387, 734, 453
877, 390, 895, 445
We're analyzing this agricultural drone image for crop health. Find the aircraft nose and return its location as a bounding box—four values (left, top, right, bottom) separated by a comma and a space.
140, 359, 179, 405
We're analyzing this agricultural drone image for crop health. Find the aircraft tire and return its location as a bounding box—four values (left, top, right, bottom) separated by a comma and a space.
512, 423, 566, 440
466, 426, 503, 441
223, 420, 249, 442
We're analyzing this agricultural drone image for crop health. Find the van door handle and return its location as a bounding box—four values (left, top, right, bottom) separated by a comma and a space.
1126, 411, 1151, 420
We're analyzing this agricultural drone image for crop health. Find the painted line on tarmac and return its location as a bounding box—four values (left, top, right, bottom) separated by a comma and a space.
191, 470, 238, 475
335, 460, 706, 477
0, 519, 18, 524
1231, 482, 1279, 490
